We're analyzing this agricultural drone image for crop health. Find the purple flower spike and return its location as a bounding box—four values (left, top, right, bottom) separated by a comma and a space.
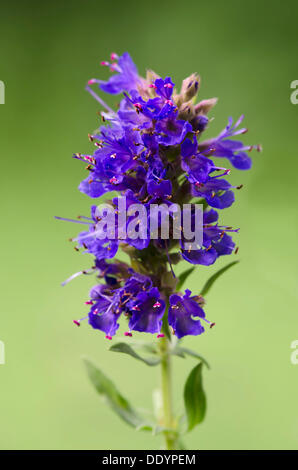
58, 52, 258, 340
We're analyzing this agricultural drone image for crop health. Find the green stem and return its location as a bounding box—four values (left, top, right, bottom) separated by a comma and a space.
159, 335, 177, 450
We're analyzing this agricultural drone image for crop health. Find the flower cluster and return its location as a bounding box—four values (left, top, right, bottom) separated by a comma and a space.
60, 52, 259, 339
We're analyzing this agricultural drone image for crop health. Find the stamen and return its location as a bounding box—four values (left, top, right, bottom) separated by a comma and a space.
73, 315, 88, 326
61, 268, 95, 286
55, 216, 91, 225
85, 85, 115, 115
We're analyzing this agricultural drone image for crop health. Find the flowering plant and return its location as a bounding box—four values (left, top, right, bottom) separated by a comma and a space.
57, 52, 259, 449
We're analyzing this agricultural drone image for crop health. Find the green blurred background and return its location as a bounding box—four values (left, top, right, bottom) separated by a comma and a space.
0, 0, 298, 450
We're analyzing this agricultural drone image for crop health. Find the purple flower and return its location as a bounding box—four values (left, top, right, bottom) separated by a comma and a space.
85, 273, 166, 338
169, 289, 206, 338
99, 52, 140, 95
128, 287, 165, 334
200, 116, 260, 170
180, 209, 237, 265
181, 137, 214, 184
153, 77, 175, 100
146, 164, 172, 198
155, 119, 192, 146
88, 285, 121, 338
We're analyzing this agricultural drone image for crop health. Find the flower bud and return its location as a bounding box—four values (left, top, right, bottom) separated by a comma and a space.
181, 73, 200, 102
195, 97, 218, 115
177, 103, 196, 121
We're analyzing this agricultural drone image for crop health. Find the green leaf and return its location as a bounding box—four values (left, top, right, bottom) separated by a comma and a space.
109, 343, 160, 366
126, 340, 158, 355
176, 267, 195, 291
200, 260, 239, 297
172, 346, 210, 369
184, 363, 206, 431
83, 357, 147, 428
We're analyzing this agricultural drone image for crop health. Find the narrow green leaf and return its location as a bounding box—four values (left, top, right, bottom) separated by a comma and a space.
200, 260, 239, 297
83, 358, 146, 428
176, 267, 195, 291
184, 363, 206, 431
109, 343, 160, 366
172, 346, 210, 369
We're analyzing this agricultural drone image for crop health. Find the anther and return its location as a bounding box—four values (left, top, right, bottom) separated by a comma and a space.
110, 52, 118, 61
105, 335, 112, 340
124, 331, 132, 337
157, 333, 165, 338
73, 320, 80, 327
210, 323, 216, 329
133, 103, 142, 112
153, 301, 161, 308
